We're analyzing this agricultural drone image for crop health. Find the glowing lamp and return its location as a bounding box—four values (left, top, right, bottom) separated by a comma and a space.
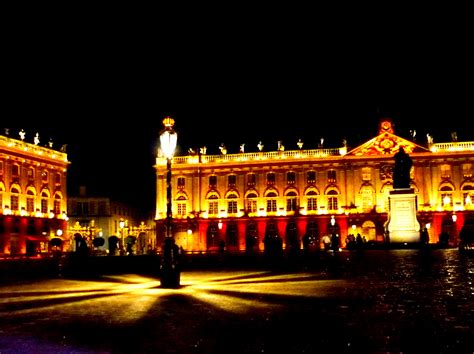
160, 117, 177, 159
452, 213, 457, 223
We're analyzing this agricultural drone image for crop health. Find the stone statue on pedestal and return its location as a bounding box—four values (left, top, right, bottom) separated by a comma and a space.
393, 147, 412, 189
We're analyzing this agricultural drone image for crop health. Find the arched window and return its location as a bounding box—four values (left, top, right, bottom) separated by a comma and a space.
245, 191, 258, 214
265, 191, 278, 213
176, 195, 187, 216
26, 188, 36, 213
285, 190, 298, 212
54, 192, 62, 215
462, 184, 474, 206
305, 190, 318, 212
440, 185, 454, 208
326, 189, 339, 211
226, 192, 238, 214
10, 186, 20, 211
41, 190, 50, 214
361, 220, 376, 241
207, 194, 219, 216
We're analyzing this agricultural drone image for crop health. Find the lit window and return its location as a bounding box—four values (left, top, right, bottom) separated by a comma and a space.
247, 173, 256, 187
328, 170, 337, 183
228, 175, 236, 188
227, 193, 238, 214
362, 167, 371, 181
286, 171, 296, 185
266, 191, 277, 212
307, 171, 316, 184
286, 191, 298, 211
306, 190, 318, 211
267, 172, 276, 185
209, 175, 217, 188
208, 195, 218, 215
246, 192, 258, 213
327, 190, 339, 211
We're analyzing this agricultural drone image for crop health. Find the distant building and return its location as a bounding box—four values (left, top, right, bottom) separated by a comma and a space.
67, 187, 156, 255
154, 118, 474, 252
0, 131, 69, 256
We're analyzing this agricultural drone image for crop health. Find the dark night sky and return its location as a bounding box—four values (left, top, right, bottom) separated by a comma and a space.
4, 13, 473, 214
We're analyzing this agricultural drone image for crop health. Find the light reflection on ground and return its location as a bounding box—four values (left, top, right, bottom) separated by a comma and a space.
0, 271, 348, 318
0, 250, 472, 353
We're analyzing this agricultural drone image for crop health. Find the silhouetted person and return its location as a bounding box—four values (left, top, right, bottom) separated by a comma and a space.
331, 233, 339, 252
420, 228, 429, 246
393, 147, 413, 189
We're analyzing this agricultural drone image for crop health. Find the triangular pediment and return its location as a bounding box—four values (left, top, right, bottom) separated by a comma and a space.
346, 132, 430, 156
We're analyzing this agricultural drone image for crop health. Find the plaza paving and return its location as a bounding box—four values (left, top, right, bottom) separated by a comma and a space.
0, 249, 473, 353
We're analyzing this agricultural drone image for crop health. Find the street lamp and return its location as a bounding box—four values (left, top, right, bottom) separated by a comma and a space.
159, 117, 180, 288
119, 219, 125, 254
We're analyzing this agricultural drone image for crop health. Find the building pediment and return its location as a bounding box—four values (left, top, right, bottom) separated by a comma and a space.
346, 132, 430, 156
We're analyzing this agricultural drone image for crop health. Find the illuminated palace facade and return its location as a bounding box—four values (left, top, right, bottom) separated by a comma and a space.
155, 119, 474, 252
0, 132, 69, 256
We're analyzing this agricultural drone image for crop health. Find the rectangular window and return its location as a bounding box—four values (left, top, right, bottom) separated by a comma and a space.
228, 175, 236, 188
307, 197, 317, 211
267, 172, 275, 185
246, 199, 257, 213
247, 173, 256, 187
328, 197, 338, 210
227, 200, 238, 214
26, 197, 35, 213
440, 164, 451, 179
12, 165, 20, 177
462, 164, 472, 179
307, 171, 316, 184
266, 199, 277, 212
11, 195, 19, 211
287, 171, 296, 185
208, 201, 218, 215
286, 198, 297, 211
54, 200, 61, 214
177, 202, 187, 216
177, 177, 185, 190
362, 167, 371, 181
42, 170, 48, 183
27, 168, 34, 183
209, 175, 217, 188
55, 173, 61, 185
0, 161, 3, 175
327, 170, 337, 183
41, 198, 48, 213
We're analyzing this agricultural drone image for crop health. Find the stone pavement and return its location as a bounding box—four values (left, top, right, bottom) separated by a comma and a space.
0, 249, 473, 353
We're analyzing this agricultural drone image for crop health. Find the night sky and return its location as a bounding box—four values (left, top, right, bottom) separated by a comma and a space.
4, 16, 472, 215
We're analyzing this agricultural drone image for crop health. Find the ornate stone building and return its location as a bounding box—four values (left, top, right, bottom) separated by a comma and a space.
0, 131, 69, 256
155, 119, 474, 252
67, 186, 156, 255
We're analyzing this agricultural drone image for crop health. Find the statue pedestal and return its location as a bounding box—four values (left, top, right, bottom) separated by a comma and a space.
387, 189, 420, 243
